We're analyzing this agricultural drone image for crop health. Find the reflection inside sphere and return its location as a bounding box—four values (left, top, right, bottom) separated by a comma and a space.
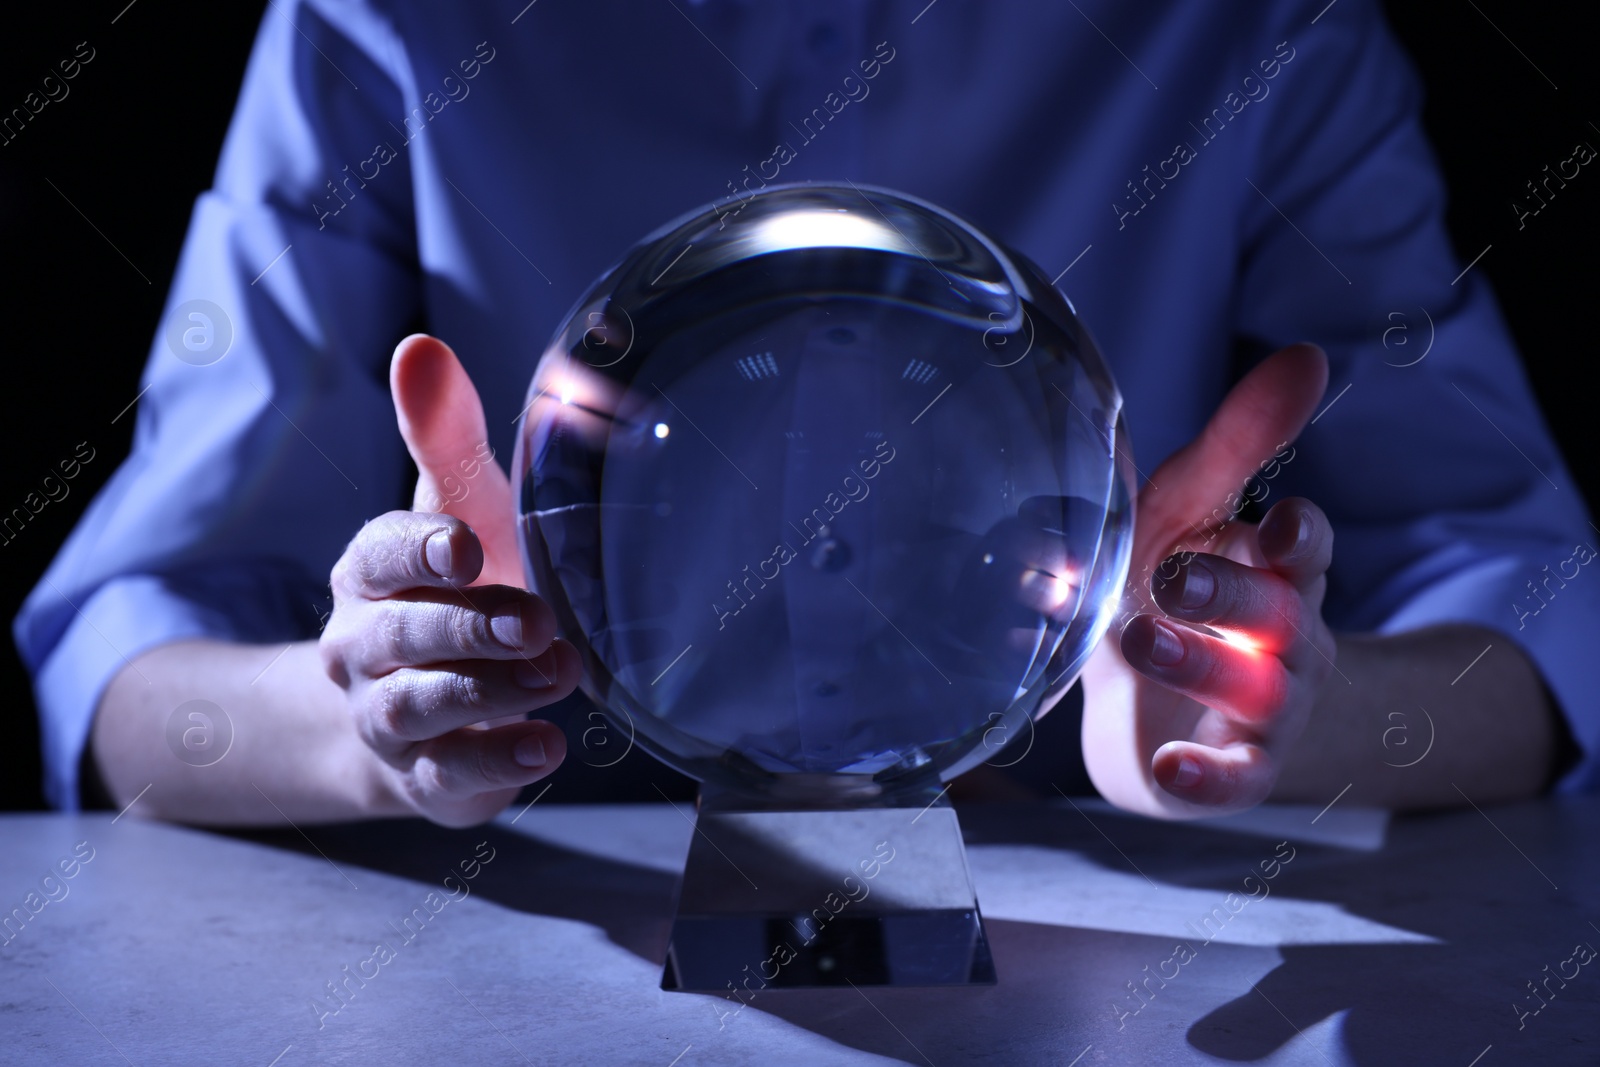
514, 184, 1134, 804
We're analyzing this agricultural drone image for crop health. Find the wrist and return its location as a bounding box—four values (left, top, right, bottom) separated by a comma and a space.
334, 730, 411, 819
288, 641, 413, 819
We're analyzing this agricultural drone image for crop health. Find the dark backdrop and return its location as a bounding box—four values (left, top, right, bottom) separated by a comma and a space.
1, 2, 1594, 811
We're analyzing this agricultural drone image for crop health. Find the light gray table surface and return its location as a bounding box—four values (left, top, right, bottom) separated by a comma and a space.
2, 795, 1596, 1066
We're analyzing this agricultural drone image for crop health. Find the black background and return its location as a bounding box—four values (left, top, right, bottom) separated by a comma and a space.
1, 2, 1593, 811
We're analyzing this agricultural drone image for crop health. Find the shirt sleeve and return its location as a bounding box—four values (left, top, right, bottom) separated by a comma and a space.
12, 0, 422, 809
1235, 0, 1600, 789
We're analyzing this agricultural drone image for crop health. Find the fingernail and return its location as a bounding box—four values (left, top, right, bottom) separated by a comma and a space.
1263, 507, 1314, 561
1292, 511, 1313, 554
491, 605, 525, 649
1178, 559, 1215, 610
424, 530, 453, 577
1149, 620, 1185, 666
1172, 756, 1203, 789
514, 657, 554, 688
514, 733, 547, 768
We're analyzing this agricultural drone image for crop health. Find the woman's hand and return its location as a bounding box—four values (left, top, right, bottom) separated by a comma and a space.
1081, 344, 1335, 817
320, 335, 580, 827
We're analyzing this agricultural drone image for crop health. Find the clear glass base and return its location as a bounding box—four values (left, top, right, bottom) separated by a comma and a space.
661, 794, 996, 990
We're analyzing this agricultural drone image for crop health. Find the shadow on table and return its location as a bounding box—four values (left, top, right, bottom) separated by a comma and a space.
1164, 802, 1593, 1065
222, 816, 681, 965
224, 797, 1595, 1065
956, 800, 1590, 1066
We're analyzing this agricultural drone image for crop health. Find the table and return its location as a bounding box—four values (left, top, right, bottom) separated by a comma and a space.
2, 796, 1597, 1065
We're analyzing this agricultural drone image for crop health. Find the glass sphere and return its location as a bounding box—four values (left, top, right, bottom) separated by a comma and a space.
513, 183, 1134, 805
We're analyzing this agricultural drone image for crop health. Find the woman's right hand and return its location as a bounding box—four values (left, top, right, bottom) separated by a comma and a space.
319, 335, 580, 827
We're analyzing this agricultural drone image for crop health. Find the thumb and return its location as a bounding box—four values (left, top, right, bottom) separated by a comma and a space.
1136, 343, 1328, 559
390, 334, 522, 588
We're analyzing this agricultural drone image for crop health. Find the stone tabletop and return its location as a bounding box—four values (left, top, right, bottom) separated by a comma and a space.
2, 796, 1596, 1065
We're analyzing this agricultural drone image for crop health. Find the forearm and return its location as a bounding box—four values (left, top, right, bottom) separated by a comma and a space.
1271, 624, 1557, 810
93, 639, 405, 825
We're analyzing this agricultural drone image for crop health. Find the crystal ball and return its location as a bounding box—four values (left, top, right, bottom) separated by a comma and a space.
513, 183, 1134, 805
